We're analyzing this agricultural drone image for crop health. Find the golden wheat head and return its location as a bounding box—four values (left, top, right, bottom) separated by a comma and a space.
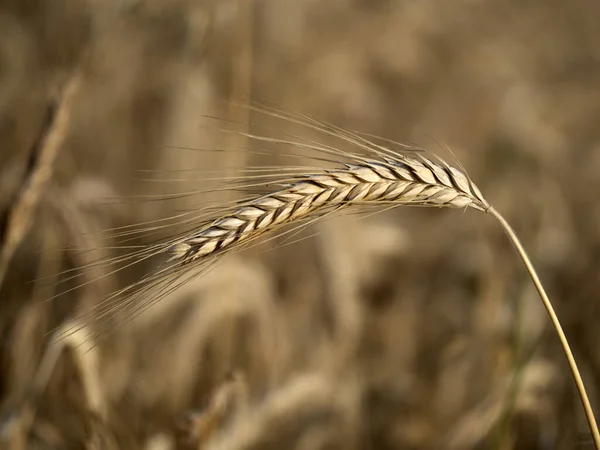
167, 152, 489, 266
50, 102, 598, 447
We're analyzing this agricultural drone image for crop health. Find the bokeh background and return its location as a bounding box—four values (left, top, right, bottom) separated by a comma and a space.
1, 0, 600, 448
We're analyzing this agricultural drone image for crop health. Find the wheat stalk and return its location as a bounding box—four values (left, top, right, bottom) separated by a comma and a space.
0, 73, 80, 287
55, 103, 599, 447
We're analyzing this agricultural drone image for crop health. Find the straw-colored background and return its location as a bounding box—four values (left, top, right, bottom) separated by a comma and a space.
1, 0, 600, 448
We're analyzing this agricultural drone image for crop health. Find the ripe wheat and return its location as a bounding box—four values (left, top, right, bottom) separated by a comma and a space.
166, 153, 489, 265
53, 103, 598, 447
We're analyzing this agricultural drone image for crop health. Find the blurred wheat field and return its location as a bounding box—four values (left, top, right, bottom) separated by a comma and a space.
2, 0, 600, 449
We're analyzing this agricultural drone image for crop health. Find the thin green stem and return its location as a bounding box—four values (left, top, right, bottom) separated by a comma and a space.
488, 206, 600, 449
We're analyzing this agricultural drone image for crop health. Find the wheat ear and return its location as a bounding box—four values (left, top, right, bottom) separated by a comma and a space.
163, 160, 599, 446
99, 154, 600, 445
162, 156, 597, 445
165, 153, 489, 264
55, 103, 598, 446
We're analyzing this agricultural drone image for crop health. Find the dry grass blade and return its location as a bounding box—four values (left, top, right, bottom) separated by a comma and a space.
0, 73, 80, 287
180, 371, 248, 448
203, 371, 358, 450
1, 320, 106, 450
